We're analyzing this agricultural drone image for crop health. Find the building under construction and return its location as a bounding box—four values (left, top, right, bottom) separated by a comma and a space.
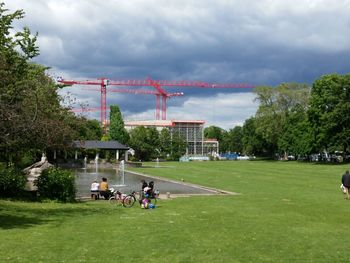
125, 120, 207, 155
58, 78, 250, 156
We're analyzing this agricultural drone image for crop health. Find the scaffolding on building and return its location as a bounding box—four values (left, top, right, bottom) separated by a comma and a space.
124, 120, 205, 155
169, 121, 204, 155
203, 138, 220, 156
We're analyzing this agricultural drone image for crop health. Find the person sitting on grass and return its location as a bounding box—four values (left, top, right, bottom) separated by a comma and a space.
139, 179, 148, 204
148, 181, 154, 194
90, 180, 100, 200
143, 181, 154, 199
99, 177, 111, 200
141, 179, 148, 191
141, 197, 155, 209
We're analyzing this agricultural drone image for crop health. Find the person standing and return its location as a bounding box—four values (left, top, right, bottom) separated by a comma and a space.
341, 170, 350, 199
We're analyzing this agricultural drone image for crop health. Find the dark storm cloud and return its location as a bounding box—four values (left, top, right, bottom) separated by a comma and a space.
5, 0, 350, 128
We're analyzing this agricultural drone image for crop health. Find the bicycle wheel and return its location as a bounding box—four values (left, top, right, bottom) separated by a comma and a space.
123, 195, 136, 208
109, 196, 119, 205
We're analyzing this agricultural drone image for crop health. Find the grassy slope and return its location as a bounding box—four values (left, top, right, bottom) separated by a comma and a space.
1, 161, 350, 262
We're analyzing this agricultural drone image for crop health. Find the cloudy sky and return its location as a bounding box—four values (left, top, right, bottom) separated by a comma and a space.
5, 0, 350, 129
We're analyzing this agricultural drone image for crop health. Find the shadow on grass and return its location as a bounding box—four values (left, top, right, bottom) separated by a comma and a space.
0, 214, 51, 230
0, 200, 125, 229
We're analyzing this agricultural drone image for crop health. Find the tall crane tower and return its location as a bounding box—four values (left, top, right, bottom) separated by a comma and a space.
58, 77, 254, 128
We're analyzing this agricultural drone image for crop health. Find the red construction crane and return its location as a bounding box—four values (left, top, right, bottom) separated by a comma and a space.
57, 77, 254, 127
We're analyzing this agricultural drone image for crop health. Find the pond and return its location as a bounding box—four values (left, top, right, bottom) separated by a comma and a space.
74, 167, 216, 198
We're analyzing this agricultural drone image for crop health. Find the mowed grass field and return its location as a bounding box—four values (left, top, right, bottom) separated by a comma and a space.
1, 161, 350, 263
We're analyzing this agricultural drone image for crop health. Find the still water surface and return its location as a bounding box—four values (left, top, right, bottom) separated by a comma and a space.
74, 168, 214, 198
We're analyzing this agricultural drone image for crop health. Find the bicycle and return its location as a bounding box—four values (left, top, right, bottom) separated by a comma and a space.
108, 188, 136, 208
109, 187, 160, 208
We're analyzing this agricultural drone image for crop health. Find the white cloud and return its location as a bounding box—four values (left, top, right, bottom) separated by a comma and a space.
125, 92, 258, 130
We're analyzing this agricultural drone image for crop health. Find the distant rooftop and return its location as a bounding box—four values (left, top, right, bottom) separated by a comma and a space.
125, 119, 205, 127
72, 140, 129, 150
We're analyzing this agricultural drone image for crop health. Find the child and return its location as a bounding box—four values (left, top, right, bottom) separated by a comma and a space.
141, 197, 155, 209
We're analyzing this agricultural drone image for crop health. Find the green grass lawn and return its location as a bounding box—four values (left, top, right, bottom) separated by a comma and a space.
1, 161, 350, 262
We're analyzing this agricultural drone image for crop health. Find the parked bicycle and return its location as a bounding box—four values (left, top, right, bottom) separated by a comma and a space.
111, 188, 159, 208
108, 188, 136, 208
108, 180, 160, 209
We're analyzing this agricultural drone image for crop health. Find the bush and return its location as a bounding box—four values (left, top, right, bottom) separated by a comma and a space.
35, 167, 76, 202
0, 163, 27, 198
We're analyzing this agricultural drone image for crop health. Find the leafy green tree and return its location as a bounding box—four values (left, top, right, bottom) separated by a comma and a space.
0, 4, 39, 161
75, 118, 102, 140
0, 3, 81, 163
171, 131, 186, 160
109, 105, 129, 144
308, 74, 350, 153
0, 61, 80, 163
254, 83, 310, 156
242, 117, 269, 156
146, 127, 160, 158
223, 126, 243, 154
204, 126, 224, 140
278, 105, 313, 157
159, 128, 171, 158
128, 126, 156, 161
204, 125, 226, 151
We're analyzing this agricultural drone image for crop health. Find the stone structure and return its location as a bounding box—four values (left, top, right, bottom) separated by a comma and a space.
23, 155, 53, 191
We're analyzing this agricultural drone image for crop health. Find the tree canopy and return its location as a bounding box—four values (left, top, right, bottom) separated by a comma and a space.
0, 3, 98, 164
253, 83, 311, 156
108, 105, 129, 144
308, 74, 350, 153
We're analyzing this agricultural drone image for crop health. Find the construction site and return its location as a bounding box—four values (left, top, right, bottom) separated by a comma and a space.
58, 77, 253, 156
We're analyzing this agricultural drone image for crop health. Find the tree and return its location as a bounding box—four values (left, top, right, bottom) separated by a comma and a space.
223, 126, 243, 154
109, 105, 129, 144
0, 3, 89, 164
68, 117, 102, 140
80, 119, 103, 140
128, 126, 148, 161
204, 126, 224, 140
128, 126, 159, 161
204, 125, 226, 151
254, 83, 310, 156
278, 105, 313, 157
308, 74, 350, 153
146, 127, 160, 159
0, 4, 40, 161
159, 128, 171, 158
171, 131, 186, 160
242, 117, 269, 156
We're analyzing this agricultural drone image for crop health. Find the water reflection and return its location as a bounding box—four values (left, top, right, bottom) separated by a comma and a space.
74, 168, 215, 198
